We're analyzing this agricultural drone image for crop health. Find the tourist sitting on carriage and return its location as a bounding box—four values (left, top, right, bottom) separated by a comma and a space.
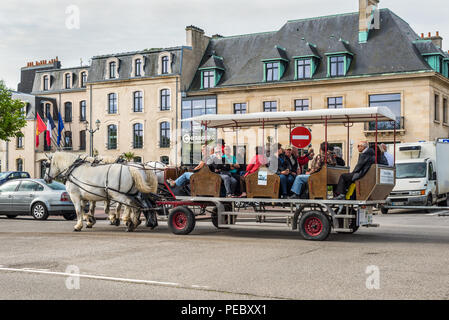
289, 142, 336, 199
268, 143, 295, 199
207, 146, 238, 197
292, 146, 314, 174
167, 145, 212, 188
223, 145, 243, 195
333, 141, 376, 200
332, 146, 346, 166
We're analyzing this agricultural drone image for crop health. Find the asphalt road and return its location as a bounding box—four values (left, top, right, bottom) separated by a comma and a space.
0, 209, 448, 300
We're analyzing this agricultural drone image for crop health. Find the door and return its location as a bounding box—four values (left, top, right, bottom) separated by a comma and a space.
12, 181, 43, 213
0, 181, 21, 213
428, 161, 437, 203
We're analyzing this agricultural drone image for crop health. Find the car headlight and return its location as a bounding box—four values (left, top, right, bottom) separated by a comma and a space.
410, 190, 425, 196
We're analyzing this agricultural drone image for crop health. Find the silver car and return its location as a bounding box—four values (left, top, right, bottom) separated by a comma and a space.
0, 178, 76, 220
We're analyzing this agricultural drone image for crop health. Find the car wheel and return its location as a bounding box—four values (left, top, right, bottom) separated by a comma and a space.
31, 202, 49, 220
6, 215, 18, 219
63, 212, 77, 221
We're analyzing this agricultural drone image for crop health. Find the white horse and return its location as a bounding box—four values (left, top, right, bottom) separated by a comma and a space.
145, 161, 167, 184
44, 152, 158, 232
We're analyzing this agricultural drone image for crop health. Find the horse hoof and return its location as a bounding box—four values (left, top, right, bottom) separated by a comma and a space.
73, 229, 81, 232
115, 220, 120, 226
86, 225, 92, 229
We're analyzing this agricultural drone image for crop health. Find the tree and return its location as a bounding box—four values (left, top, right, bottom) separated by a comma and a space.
0, 80, 26, 141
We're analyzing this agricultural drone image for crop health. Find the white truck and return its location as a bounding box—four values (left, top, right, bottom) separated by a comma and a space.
382, 139, 449, 213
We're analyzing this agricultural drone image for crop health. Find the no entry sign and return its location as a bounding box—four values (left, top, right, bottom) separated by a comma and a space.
290, 126, 312, 149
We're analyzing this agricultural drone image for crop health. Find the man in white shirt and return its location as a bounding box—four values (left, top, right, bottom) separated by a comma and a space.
381, 143, 394, 167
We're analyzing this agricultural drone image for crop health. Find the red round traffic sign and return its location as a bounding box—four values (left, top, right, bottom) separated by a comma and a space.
290, 126, 312, 149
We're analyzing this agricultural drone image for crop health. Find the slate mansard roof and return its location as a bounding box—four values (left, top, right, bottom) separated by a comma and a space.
87, 47, 184, 83
189, 9, 433, 91
32, 66, 90, 94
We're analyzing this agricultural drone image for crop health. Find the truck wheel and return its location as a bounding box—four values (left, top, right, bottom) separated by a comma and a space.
381, 207, 389, 214
31, 202, 49, 220
168, 207, 195, 235
298, 210, 331, 241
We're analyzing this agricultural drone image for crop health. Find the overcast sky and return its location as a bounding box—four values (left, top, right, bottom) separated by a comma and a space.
1, 0, 448, 89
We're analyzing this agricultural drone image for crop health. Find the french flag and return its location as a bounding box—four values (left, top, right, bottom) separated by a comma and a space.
46, 110, 56, 146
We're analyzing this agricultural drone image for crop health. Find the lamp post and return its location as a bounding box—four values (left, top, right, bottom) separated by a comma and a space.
85, 119, 101, 157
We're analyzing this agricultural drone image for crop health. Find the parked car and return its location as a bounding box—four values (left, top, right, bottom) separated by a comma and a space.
0, 178, 76, 220
0, 171, 31, 185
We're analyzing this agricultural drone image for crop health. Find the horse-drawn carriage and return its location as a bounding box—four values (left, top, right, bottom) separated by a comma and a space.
44, 107, 397, 241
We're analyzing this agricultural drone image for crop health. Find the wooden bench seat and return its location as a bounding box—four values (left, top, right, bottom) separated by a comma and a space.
355, 164, 395, 201
308, 166, 349, 199
245, 167, 280, 199
189, 166, 222, 197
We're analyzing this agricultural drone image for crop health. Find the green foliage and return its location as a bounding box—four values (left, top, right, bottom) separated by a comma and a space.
0, 80, 27, 141
122, 151, 135, 162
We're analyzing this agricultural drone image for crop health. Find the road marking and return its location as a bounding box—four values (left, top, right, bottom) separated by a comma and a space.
0, 266, 289, 299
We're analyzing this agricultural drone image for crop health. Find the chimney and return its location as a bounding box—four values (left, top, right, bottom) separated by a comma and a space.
359, 0, 380, 43
422, 31, 443, 48
186, 25, 208, 49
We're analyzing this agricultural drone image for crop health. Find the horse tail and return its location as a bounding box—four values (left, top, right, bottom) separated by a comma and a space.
129, 166, 157, 194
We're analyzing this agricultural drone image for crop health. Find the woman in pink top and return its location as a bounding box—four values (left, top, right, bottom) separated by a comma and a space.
244, 146, 268, 177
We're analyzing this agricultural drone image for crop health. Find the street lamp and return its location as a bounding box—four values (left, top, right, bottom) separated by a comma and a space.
85, 119, 101, 157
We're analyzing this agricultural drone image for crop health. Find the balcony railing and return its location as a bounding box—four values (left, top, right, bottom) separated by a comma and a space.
364, 116, 404, 132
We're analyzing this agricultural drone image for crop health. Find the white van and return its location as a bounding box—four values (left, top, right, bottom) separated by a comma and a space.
383, 139, 449, 213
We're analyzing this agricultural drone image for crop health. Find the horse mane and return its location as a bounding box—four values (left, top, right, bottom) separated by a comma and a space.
53, 151, 80, 169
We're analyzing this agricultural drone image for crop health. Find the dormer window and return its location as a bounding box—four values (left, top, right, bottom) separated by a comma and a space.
202, 70, 215, 89
161, 56, 169, 74
296, 59, 311, 79
65, 73, 72, 89
262, 45, 289, 82
109, 62, 117, 79
43, 75, 49, 91
135, 59, 142, 77
80, 71, 87, 88
265, 62, 279, 82
293, 41, 320, 80
329, 56, 345, 77
325, 38, 353, 78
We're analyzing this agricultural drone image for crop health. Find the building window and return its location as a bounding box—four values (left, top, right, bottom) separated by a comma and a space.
161, 56, 169, 74
265, 62, 279, 82
160, 89, 170, 111
65, 73, 71, 89
16, 136, 24, 149
295, 99, 309, 111
202, 70, 215, 89
64, 131, 72, 150
369, 93, 402, 130
80, 101, 86, 121
109, 61, 117, 79
43, 75, 49, 91
327, 97, 343, 109
160, 156, 169, 165
107, 125, 117, 149
133, 91, 143, 112
80, 72, 87, 88
133, 156, 142, 163
160, 122, 170, 148
234, 103, 247, 114
329, 56, 345, 77
64, 102, 72, 122
79, 130, 86, 150
16, 159, 23, 171
135, 59, 142, 77
297, 59, 311, 79
108, 93, 117, 114
181, 97, 217, 165
133, 123, 143, 149
435, 94, 440, 122
263, 101, 277, 112
443, 98, 448, 124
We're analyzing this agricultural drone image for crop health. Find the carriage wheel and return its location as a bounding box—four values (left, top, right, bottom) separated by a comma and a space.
168, 207, 195, 235
298, 211, 331, 241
